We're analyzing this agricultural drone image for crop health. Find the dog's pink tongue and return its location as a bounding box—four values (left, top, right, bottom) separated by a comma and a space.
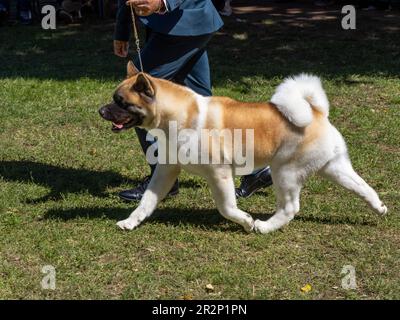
113, 123, 123, 129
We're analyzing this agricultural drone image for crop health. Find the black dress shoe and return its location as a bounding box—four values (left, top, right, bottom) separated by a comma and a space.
235, 167, 273, 198
119, 176, 179, 201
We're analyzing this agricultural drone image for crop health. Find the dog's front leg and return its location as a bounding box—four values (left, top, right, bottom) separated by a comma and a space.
117, 164, 181, 231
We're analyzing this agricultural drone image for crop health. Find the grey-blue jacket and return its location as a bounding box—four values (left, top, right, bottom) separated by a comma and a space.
114, 0, 224, 40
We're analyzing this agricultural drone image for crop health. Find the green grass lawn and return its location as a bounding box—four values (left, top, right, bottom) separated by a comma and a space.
0, 3, 399, 299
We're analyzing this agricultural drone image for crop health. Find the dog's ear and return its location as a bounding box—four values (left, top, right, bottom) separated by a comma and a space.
127, 61, 139, 78
132, 73, 155, 101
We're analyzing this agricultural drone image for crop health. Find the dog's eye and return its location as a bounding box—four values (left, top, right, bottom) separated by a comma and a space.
113, 93, 124, 105
127, 105, 141, 112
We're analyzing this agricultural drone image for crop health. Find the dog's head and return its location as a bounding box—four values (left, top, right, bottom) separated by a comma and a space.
99, 62, 158, 132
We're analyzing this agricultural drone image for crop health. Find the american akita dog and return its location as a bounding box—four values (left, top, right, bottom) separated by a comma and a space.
99, 62, 387, 233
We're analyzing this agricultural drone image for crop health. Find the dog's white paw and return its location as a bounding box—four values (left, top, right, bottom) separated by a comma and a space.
378, 203, 388, 216
243, 222, 254, 233
254, 219, 272, 234
242, 216, 255, 233
116, 219, 138, 231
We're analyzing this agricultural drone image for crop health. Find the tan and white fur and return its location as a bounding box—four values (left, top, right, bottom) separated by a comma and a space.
99, 62, 387, 233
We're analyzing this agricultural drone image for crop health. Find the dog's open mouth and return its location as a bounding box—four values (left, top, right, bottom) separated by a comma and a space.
111, 120, 135, 132
99, 103, 144, 132
112, 122, 124, 131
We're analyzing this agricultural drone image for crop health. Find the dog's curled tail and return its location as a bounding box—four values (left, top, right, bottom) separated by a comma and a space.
270, 74, 329, 127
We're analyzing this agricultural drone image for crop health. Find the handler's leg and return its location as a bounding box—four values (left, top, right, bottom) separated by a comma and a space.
181, 50, 212, 97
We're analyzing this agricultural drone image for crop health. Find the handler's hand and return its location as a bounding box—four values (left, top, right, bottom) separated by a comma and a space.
114, 40, 129, 58
125, 0, 164, 16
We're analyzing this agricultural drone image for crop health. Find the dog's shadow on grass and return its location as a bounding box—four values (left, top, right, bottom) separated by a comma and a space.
42, 205, 378, 231
0, 160, 211, 204
0, 160, 137, 203
2, 161, 378, 229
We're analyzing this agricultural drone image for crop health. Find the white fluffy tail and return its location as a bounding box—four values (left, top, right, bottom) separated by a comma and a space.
270, 74, 329, 127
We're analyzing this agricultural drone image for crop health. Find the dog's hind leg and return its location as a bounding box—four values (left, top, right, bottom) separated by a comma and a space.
254, 166, 302, 234
205, 166, 255, 232
319, 154, 387, 215
117, 164, 181, 230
